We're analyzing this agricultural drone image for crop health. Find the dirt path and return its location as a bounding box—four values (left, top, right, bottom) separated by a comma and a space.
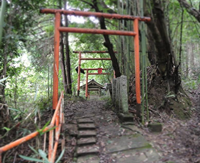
63, 98, 160, 163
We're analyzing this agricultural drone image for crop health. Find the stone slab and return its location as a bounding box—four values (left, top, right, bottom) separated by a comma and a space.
78, 118, 94, 123
78, 123, 96, 130
118, 113, 133, 123
105, 134, 149, 153
122, 125, 142, 134
79, 130, 97, 137
110, 147, 160, 163
77, 145, 99, 156
119, 75, 128, 113
78, 137, 96, 145
77, 155, 99, 163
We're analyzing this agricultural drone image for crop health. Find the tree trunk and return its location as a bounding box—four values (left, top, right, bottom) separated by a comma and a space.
185, 43, 189, 77
93, 0, 121, 77
60, 32, 68, 93
64, 0, 72, 94
190, 43, 194, 77
145, 0, 174, 77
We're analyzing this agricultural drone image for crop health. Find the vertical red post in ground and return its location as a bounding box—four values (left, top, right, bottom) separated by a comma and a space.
77, 52, 81, 96
134, 19, 141, 104
53, 12, 61, 110
85, 70, 88, 98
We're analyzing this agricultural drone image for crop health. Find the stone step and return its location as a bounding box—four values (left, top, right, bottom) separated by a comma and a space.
77, 155, 99, 163
78, 118, 94, 123
78, 137, 96, 146
78, 123, 96, 130
118, 113, 133, 123
78, 130, 97, 137
77, 145, 99, 156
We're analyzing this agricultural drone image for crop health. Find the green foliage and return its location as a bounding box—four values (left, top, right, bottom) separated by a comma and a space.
182, 79, 198, 90
19, 145, 65, 163
0, 0, 6, 45
36, 120, 56, 136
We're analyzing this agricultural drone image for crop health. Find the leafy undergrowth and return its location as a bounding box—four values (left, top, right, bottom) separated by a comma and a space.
129, 65, 192, 121
0, 109, 53, 163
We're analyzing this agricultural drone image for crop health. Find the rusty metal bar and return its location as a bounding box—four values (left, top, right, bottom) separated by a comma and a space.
58, 27, 136, 36
49, 91, 63, 160
48, 128, 54, 160
0, 92, 63, 156
50, 92, 63, 126
40, 9, 151, 22
133, 19, 141, 104
0, 126, 52, 153
77, 52, 81, 96
73, 51, 117, 53
53, 12, 61, 110
51, 124, 61, 163
81, 58, 111, 60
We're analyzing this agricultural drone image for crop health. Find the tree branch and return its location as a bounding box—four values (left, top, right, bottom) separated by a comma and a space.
177, 0, 200, 22
80, 0, 94, 8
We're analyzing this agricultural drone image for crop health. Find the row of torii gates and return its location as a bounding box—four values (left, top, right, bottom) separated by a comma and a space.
74, 50, 113, 98
42, 9, 151, 110
0, 9, 150, 163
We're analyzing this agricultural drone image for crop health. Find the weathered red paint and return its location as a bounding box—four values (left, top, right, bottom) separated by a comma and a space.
53, 12, 61, 110
77, 52, 81, 96
88, 73, 109, 75
83, 68, 107, 70
40, 9, 151, 22
81, 58, 111, 60
85, 70, 89, 98
59, 27, 136, 36
73, 51, 117, 53
134, 19, 141, 104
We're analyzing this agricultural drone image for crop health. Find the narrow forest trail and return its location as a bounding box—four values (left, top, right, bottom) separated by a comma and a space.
141, 87, 200, 163
63, 98, 160, 163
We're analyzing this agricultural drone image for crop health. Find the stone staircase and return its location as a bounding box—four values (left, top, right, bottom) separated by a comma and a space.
76, 118, 100, 163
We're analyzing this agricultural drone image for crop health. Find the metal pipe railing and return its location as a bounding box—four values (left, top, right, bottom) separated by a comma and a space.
0, 91, 64, 163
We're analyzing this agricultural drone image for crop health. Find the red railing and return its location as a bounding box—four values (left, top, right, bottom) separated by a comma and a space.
0, 91, 64, 163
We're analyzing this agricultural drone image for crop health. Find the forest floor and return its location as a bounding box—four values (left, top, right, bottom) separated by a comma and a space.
1, 86, 200, 163
62, 88, 200, 163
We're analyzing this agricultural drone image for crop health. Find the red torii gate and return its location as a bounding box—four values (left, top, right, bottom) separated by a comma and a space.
83, 68, 109, 98
40, 8, 151, 109
73, 51, 113, 96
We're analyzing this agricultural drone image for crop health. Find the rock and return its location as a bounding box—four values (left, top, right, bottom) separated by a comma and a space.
148, 123, 163, 132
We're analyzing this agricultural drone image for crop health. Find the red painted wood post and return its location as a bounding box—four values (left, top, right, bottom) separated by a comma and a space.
53, 12, 61, 110
77, 52, 81, 96
133, 19, 141, 104
85, 70, 89, 98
